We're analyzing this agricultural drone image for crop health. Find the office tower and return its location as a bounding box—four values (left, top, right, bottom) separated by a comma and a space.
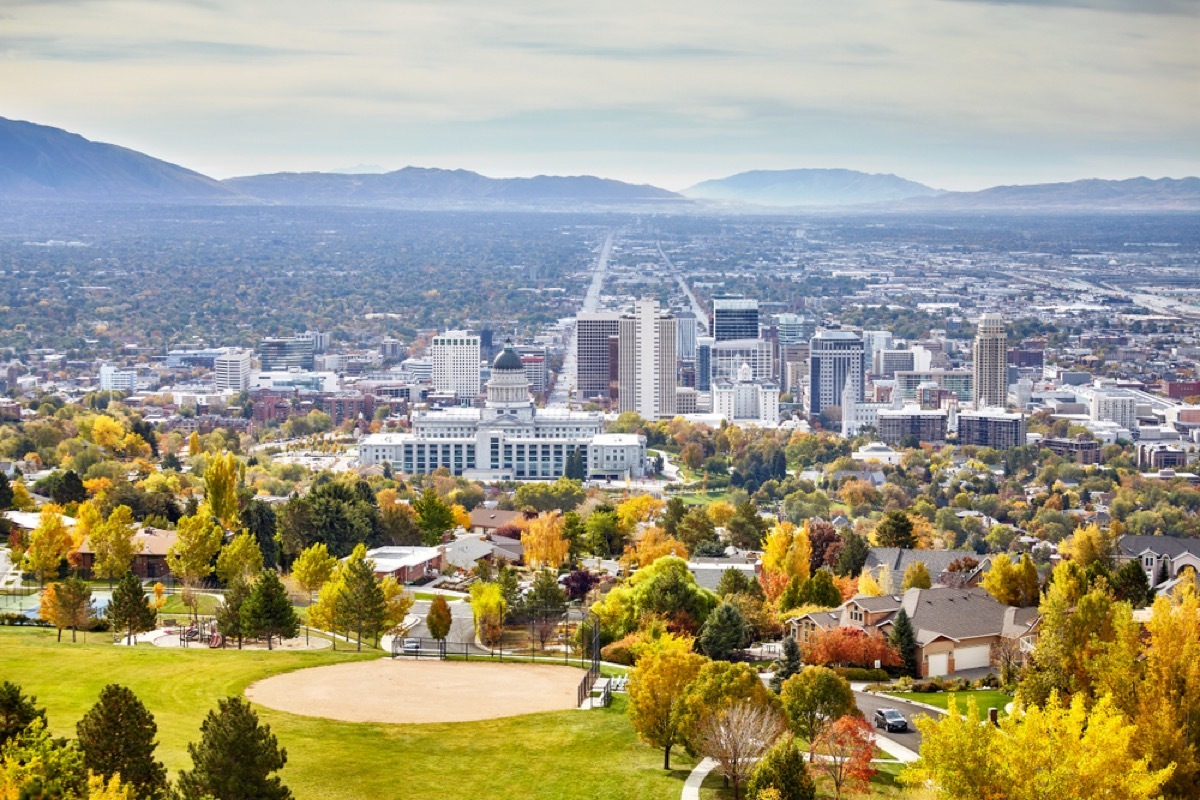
259, 337, 315, 371
1091, 390, 1138, 430
697, 337, 715, 392
958, 409, 1026, 449
430, 329, 481, 401
296, 330, 330, 354
618, 299, 677, 419
972, 314, 1008, 408
575, 312, 621, 401
99, 364, 137, 393
676, 310, 698, 363
808, 330, 865, 417
862, 330, 894, 363
877, 408, 949, 446
711, 297, 759, 342
774, 313, 812, 346
874, 349, 916, 378
214, 348, 252, 392
712, 338, 775, 383
517, 345, 548, 394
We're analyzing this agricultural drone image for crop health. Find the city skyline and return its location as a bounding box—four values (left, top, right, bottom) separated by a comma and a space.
2, 0, 1197, 191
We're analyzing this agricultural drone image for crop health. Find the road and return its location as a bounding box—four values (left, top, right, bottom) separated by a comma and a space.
855, 690, 940, 753
406, 597, 476, 644
659, 242, 709, 335
547, 230, 615, 407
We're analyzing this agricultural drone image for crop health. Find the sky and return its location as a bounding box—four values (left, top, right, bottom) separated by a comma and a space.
2, 0, 1198, 191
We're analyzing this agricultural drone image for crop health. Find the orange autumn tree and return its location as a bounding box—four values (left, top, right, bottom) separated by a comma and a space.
621, 526, 688, 570
803, 627, 901, 669
521, 512, 570, 569
813, 715, 876, 799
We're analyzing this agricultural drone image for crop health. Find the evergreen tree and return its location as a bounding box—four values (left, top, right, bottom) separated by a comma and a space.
778, 576, 806, 612
76, 684, 167, 800
526, 569, 567, 622
240, 571, 299, 650
889, 607, 918, 678
834, 532, 870, 578
106, 571, 157, 646
662, 497, 687, 536
1111, 559, 1152, 608
806, 569, 844, 608
51, 470, 87, 505
875, 510, 916, 549
175, 697, 292, 800
243, 500, 279, 570
726, 501, 770, 550
215, 579, 251, 649
0, 681, 47, 747
335, 547, 386, 651
698, 602, 747, 661
770, 636, 803, 693
0, 471, 13, 511
715, 567, 760, 598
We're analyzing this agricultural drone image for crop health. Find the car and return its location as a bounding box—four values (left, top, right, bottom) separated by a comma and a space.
402, 638, 421, 655
873, 708, 908, 733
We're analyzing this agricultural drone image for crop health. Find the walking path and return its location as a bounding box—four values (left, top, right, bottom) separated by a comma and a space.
681, 758, 718, 800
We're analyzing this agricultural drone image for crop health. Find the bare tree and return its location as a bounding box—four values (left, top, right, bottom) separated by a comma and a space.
696, 700, 786, 800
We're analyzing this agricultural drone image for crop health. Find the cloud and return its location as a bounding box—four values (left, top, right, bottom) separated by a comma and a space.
942, 0, 1198, 15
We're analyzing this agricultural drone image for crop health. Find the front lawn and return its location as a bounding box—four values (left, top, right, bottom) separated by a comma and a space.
0, 627, 693, 800
886, 689, 1012, 719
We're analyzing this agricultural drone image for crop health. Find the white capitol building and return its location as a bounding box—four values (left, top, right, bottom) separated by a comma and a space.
359, 341, 647, 481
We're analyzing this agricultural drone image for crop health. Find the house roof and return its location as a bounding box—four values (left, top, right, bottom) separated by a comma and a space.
77, 527, 177, 557
864, 548, 991, 584
3, 510, 78, 530
891, 588, 1036, 646
442, 536, 496, 570
362, 546, 441, 574
687, 562, 755, 592
1117, 534, 1200, 560
468, 508, 527, 530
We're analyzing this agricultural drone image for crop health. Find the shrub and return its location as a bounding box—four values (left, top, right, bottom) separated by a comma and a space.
601, 635, 637, 666
832, 667, 889, 682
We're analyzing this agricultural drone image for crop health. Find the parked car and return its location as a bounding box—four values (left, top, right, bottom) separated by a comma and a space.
873, 708, 908, 733
402, 638, 421, 655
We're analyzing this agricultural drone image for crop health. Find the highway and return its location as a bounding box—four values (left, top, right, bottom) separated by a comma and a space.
547, 231, 614, 407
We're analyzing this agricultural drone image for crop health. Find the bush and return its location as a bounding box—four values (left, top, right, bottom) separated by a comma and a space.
892, 676, 915, 692
832, 667, 889, 682
600, 635, 637, 666
976, 673, 1001, 689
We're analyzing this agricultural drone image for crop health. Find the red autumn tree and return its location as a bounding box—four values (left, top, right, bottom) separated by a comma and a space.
802, 627, 901, 669
813, 715, 876, 799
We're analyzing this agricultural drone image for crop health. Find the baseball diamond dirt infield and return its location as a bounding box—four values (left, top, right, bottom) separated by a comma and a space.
245, 658, 583, 723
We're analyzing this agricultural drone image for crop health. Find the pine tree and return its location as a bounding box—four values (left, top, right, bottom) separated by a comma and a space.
76, 684, 167, 800
0, 681, 47, 747
806, 569, 844, 608
336, 546, 385, 651
770, 636, 803, 693
745, 733, 816, 800
216, 579, 250, 649
106, 571, 157, 646
240, 571, 299, 650
875, 511, 916, 549
889, 607, 918, 677
0, 471, 12, 511
698, 602, 747, 662
175, 696, 292, 800
834, 532, 870, 578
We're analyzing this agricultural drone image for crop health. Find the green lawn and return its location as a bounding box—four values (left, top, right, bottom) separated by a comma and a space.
157, 592, 221, 617
886, 690, 1012, 719
0, 627, 694, 800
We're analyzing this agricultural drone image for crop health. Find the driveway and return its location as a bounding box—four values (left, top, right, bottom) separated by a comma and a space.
406, 598, 476, 644
855, 690, 942, 753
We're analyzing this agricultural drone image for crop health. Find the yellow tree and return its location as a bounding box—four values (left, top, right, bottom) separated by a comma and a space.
203, 451, 240, 531
706, 500, 736, 529
617, 494, 666, 531
215, 531, 264, 586
627, 649, 708, 770
187, 431, 202, 457
165, 507, 223, 620
620, 526, 688, 570
902, 561, 932, 590
25, 504, 73, 583
857, 572, 884, 597
381, 576, 416, 636
1058, 522, 1116, 569
469, 581, 507, 646
450, 504, 472, 531
88, 505, 142, 584
761, 522, 811, 584
92, 415, 126, 453
292, 542, 338, 601
521, 512, 570, 570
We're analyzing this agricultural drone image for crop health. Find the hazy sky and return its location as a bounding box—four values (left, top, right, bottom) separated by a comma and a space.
2, 0, 1197, 190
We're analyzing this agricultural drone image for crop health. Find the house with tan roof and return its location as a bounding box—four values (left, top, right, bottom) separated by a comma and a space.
76, 527, 177, 581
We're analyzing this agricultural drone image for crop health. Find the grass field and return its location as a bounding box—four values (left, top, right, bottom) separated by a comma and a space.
0, 627, 694, 800
886, 690, 1012, 719
157, 592, 221, 617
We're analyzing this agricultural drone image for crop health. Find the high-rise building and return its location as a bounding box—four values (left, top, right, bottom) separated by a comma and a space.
712, 339, 775, 384
958, 409, 1026, 449
214, 349, 252, 392
618, 299, 677, 420
774, 313, 813, 346
430, 330, 481, 401
676, 310, 699, 363
713, 363, 780, 425
575, 312, 621, 402
1091, 390, 1138, 431
696, 337, 715, 392
808, 331, 865, 417
877, 407, 949, 446
98, 364, 137, 393
297, 330, 330, 354
862, 330, 894, 364
874, 349, 916, 378
260, 337, 315, 371
711, 297, 759, 342
972, 314, 1008, 409
518, 345, 548, 394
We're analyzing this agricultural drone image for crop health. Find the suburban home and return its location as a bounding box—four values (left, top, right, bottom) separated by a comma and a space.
76, 527, 177, 581
786, 587, 1037, 678
687, 555, 759, 592
863, 548, 992, 588
1117, 534, 1200, 594
442, 534, 501, 571
3, 510, 79, 533
468, 508, 533, 536
362, 546, 443, 583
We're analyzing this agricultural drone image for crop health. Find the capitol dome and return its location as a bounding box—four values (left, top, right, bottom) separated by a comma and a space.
493, 340, 525, 372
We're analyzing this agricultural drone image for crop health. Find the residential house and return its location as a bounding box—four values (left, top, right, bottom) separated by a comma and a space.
362, 546, 443, 583
1117, 534, 1200, 592
75, 527, 177, 581
863, 548, 992, 589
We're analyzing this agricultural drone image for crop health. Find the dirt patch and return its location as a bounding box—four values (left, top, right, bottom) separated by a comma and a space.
245, 659, 582, 723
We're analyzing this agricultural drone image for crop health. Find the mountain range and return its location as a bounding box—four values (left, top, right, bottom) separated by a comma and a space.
2, 116, 1198, 211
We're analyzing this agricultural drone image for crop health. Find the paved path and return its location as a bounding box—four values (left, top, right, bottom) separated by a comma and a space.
681, 758, 718, 800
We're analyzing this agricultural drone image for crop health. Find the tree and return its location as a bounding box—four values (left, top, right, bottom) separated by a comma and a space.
981, 554, 1039, 608
93, 415, 126, 452
526, 570, 568, 648
780, 666, 855, 755
562, 568, 598, 601
76, 684, 167, 800
51, 470, 87, 505
0, 717, 88, 799
106, 571, 157, 646
834, 532, 870, 578
1111, 559, 1152, 607
469, 581, 507, 647
812, 715, 875, 800
1057, 522, 1116, 570
901, 561, 932, 590
0, 472, 12, 511
175, 696, 292, 800
677, 507, 717, 550
412, 487, 454, 545
716, 567, 761, 599
0, 682, 46, 748
699, 602, 748, 661
803, 627, 900, 670
89, 506, 142, 584
521, 512, 569, 569
662, 497, 687, 536
426, 594, 452, 640
902, 694, 1173, 800
621, 526, 688, 570
617, 495, 665, 531
591, 556, 717, 639
40, 577, 93, 642
215, 578, 250, 649
215, 532, 264, 587
627, 650, 707, 770
240, 571, 299, 650
745, 734, 815, 800
762, 522, 812, 584
727, 501, 769, 550
707, 500, 736, 529
187, 431, 202, 457
380, 577, 415, 640
166, 507, 224, 621
242, 500, 279, 570
696, 701, 786, 800
25, 504, 72, 583
203, 451, 241, 532
806, 569, 843, 608
292, 542, 337, 602
585, 509, 625, 558
889, 607, 919, 677
770, 636, 802, 693
874, 510, 915, 549
680, 661, 778, 754
331, 545, 386, 651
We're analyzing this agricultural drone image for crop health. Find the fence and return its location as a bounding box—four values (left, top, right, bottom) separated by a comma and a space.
389, 635, 595, 667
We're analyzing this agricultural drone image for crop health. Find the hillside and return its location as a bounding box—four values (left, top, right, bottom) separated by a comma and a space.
684, 168, 940, 206
910, 177, 1200, 211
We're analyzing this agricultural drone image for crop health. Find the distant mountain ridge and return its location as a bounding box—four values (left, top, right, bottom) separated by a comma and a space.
909, 177, 1200, 211
224, 167, 683, 207
684, 168, 941, 206
0, 116, 235, 201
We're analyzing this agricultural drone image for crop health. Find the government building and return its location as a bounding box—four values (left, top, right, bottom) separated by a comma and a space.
358, 342, 647, 481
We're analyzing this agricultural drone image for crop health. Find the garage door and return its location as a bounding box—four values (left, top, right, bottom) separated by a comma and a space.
954, 644, 991, 671
927, 653, 949, 677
